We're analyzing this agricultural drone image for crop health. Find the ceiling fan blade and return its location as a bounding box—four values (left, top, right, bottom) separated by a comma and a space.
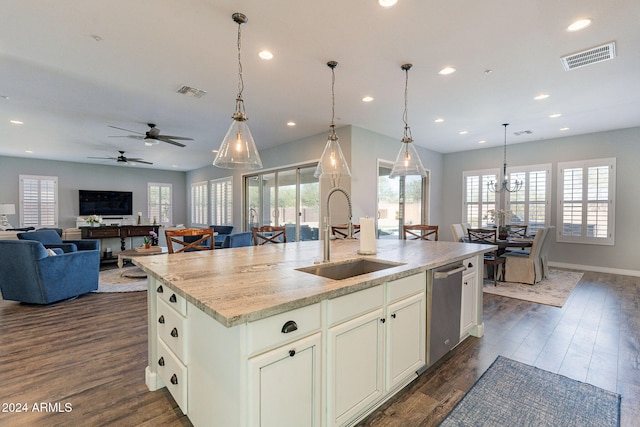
87, 156, 116, 160
108, 135, 144, 140
160, 135, 193, 141
108, 125, 145, 135
157, 136, 186, 147
127, 159, 153, 165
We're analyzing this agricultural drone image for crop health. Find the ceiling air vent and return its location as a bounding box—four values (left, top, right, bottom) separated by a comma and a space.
561, 42, 616, 71
176, 85, 207, 98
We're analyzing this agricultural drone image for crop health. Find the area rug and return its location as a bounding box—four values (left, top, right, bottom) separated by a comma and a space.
483, 269, 583, 307
95, 268, 147, 293
440, 356, 620, 427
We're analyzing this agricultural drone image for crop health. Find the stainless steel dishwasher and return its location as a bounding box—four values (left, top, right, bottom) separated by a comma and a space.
426, 262, 466, 367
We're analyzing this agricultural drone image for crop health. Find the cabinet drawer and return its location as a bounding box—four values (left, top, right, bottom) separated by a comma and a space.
462, 257, 478, 275
156, 284, 187, 316
386, 272, 425, 304
157, 338, 188, 414
327, 285, 384, 327
157, 299, 189, 364
248, 303, 321, 356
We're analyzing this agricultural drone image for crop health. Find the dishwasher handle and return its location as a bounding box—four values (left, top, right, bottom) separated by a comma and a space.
433, 265, 466, 279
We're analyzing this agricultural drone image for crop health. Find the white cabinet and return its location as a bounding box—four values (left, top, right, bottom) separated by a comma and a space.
327, 273, 426, 426
248, 332, 322, 427
460, 256, 479, 338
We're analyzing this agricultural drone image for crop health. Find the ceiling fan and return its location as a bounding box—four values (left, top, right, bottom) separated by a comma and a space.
88, 150, 153, 165
108, 123, 192, 147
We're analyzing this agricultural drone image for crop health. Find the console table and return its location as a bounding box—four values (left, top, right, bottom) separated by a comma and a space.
80, 225, 160, 251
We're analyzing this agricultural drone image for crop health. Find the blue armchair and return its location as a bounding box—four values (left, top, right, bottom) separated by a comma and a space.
17, 229, 99, 253
210, 225, 234, 248
221, 231, 253, 248
0, 240, 100, 304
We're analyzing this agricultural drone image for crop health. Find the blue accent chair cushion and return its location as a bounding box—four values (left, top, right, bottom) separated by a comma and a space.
0, 240, 99, 304
222, 231, 253, 248
210, 225, 234, 248
17, 229, 99, 253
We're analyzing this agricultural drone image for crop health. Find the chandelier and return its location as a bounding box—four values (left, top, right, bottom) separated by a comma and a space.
488, 123, 522, 193
213, 13, 263, 170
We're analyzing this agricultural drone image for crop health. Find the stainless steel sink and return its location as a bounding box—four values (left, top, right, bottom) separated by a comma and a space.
296, 258, 404, 280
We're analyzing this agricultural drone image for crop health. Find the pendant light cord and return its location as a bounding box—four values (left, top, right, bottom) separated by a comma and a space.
236, 19, 246, 116
402, 64, 413, 142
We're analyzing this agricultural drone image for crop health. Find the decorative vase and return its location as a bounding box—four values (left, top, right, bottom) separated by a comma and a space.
498, 226, 510, 240
145, 243, 151, 249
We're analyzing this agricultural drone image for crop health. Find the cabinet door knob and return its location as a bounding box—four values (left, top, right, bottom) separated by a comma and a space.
380, 318, 386, 323
158, 315, 165, 324
170, 374, 178, 385
169, 294, 177, 303
289, 349, 296, 357
170, 328, 179, 338
468, 262, 473, 268
158, 357, 165, 366
281, 320, 298, 334
157, 285, 164, 293
391, 313, 397, 319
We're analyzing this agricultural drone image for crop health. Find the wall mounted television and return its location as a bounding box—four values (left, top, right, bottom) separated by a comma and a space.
79, 190, 133, 217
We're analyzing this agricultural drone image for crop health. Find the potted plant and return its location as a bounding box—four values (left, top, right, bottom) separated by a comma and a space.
86, 215, 103, 227
487, 209, 513, 240
143, 230, 157, 249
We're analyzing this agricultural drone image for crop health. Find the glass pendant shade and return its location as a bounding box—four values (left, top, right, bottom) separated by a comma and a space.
214, 117, 263, 170
389, 137, 427, 178
314, 128, 351, 188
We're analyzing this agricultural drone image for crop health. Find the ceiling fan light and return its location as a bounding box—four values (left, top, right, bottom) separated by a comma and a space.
213, 118, 263, 170
144, 137, 159, 146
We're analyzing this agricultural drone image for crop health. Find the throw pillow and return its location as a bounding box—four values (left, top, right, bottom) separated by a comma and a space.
46, 248, 57, 256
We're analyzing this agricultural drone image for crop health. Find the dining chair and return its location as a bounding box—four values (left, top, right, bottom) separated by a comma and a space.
450, 224, 465, 242
503, 227, 548, 284
403, 224, 439, 241
539, 226, 555, 279
508, 225, 528, 238
467, 228, 505, 286
331, 224, 360, 239
165, 228, 215, 253
252, 226, 287, 245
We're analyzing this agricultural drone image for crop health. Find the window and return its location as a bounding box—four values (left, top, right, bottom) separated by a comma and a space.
506, 164, 551, 235
463, 169, 498, 227
20, 175, 58, 228
191, 181, 208, 226
557, 158, 615, 245
148, 183, 172, 225
211, 177, 233, 226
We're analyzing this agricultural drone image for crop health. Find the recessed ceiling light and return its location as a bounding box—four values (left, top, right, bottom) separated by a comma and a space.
439, 66, 456, 75
484, 69, 493, 75
434, 118, 444, 123
534, 93, 550, 100
286, 121, 296, 127
560, 127, 570, 131
549, 113, 562, 118
91, 34, 103, 42
478, 140, 486, 144
567, 19, 592, 32
378, 0, 398, 7
362, 96, 374, 102
258, 50, 273, 60
10, 120, 23, 125
25, 149, 33, 153
1, 95, 9, 100
459, 130, 468, 135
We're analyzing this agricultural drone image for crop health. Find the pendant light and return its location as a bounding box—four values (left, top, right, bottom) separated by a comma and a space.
488, 123, 523, 192
389, 64, 427, 178
314, 61, 351, 189
213, 13, 263, 170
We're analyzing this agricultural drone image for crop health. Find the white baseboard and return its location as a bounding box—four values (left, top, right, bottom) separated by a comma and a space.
549, 261, 640, 278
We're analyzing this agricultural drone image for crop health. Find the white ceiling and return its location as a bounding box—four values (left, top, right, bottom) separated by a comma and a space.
1, 0, 639, 171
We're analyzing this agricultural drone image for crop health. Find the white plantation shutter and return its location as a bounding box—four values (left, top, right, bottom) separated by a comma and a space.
463, 170, 498, 227
191, 181, 208, 226
211, 177, 232, 225
20, 175, 58, 227
506, 165, 551, 235
148, 183, 172, 225
557, 158, 615, 245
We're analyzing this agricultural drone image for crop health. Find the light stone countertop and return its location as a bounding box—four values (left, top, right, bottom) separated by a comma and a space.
134, 239, 494, 327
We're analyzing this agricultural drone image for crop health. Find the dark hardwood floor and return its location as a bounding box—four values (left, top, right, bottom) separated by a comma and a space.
0, 271, 638, 426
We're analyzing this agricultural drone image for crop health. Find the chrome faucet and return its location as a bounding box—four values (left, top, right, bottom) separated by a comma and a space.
323, 187, 354, 262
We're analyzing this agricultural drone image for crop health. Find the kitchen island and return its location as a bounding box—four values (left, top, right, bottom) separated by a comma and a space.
135, 239, 493, 427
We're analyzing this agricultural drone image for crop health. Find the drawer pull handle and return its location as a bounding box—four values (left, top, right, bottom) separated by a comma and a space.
158, 315, 165, 324
157, 285, 164, 293
380, 318, 386, 323
158, 357, 165, 366
467, 262, 474, 268
169, 294, 177, 303
289, 349, 296, 357
391, 313, 397, 319
281, 320, 298, 334
170, 374, 178, 385
171, 328, 179, 338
